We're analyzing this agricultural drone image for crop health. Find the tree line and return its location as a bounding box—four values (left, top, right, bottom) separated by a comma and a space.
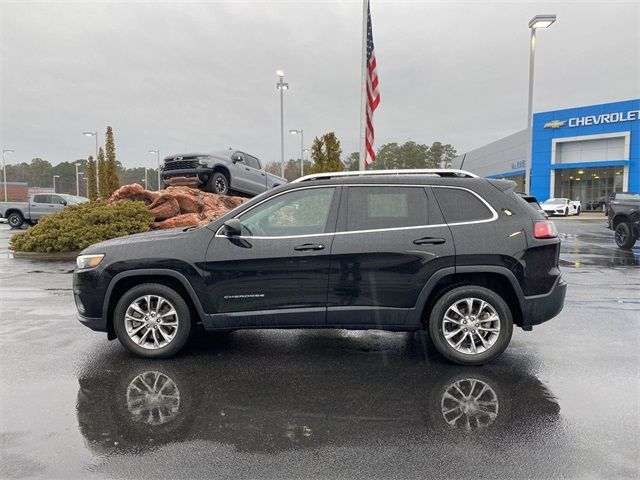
3, 129, 457, 198
265, 132, 457, 182
0, 126, 163, 200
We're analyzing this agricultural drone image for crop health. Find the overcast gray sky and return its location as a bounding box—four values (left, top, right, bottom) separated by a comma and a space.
1, 0, 638, 168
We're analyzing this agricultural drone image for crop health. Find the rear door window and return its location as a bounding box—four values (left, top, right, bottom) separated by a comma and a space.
33, 195, 51, 203
433, 187, 494, 224
344, 186, 429, 231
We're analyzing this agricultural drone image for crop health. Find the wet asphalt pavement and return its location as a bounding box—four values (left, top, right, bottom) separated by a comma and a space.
1, 216, 639, 479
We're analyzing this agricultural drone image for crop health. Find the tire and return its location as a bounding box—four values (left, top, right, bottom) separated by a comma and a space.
563, 208, 569, 217
7, 212, 24, 228
208, 172, 229, 195
614, 222, 636, 249
576, 207, 581, 216
428, 285, 513, 366
113, 283, 192, 359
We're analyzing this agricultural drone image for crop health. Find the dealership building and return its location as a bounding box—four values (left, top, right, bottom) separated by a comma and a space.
452, 99, 639, 210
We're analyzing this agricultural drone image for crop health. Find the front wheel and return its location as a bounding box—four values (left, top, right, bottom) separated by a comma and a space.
614, 222, 637, 249
208, 172, 229, 195
576, 207, 581, 216
7, 212, 24, 228
114, 283, 192, 359
428, 286, 513, 365
564, 208, 569, 217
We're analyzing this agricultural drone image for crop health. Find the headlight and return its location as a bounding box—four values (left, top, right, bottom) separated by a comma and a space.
76, 254, 105, 270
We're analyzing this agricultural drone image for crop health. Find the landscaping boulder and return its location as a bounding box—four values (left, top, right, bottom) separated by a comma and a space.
107, 184, 246, 229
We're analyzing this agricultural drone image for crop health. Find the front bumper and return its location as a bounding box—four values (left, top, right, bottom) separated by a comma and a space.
161, 167, 211, 186
543, 208, 566, 216
520, 276, 567, 327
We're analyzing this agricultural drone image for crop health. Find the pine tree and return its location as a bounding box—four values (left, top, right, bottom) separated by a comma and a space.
86, 155, 98, 201
309, 132, 344, 174
105, 126, 120, 194
97, 147, 108, 199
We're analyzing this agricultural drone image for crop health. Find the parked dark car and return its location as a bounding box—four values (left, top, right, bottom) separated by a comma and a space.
605, 192, 639, 217
607, 192, 640, 249
160, 150, 286, 197
73, 169, 567, 365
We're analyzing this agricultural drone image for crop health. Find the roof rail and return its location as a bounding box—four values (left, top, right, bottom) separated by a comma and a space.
291, 169, 478, 183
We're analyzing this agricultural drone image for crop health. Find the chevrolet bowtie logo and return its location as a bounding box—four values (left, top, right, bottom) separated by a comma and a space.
544, 120, 566, 129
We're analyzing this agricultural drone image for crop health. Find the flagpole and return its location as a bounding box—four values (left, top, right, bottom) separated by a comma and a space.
358, 0, 369, 171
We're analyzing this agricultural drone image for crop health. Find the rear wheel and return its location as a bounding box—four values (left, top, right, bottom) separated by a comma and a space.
114, 283, 192, 359
428, 285, 513, 365
7, 212, 24, 228
576, 206, 581, 216
614, 222, 636, 249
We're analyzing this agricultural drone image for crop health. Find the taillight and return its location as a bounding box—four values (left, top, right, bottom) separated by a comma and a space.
534, 221, 558, 239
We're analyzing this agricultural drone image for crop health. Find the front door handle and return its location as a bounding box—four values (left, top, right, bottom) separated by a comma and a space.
413, 237, 446, 245
294, 243, 325, 251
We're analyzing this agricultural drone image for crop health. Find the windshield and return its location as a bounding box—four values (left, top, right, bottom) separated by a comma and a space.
210, 150, 233, 158
545, 198, 567, 204
615, 193, 640, 200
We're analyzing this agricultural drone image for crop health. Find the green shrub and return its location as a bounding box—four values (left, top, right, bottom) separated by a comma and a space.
10, 201, 154, 253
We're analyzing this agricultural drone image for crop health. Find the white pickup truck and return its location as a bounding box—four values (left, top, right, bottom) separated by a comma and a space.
0, 193, 88, 228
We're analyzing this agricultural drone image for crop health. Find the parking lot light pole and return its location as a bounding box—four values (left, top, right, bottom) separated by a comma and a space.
149, 150, 161, 190
53, 175, 60, 193
289, 129, 304, 177
75, 163, 82, 196
83, 132, 98, 184
2, 149, 15, 202
525, 14, 556, 194
276, 70, 289, 178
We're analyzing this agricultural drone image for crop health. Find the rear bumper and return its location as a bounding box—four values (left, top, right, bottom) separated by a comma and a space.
77, 312, 108, 332
520, 276, 567, 327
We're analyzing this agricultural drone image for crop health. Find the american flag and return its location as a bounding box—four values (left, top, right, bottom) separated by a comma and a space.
364, 1, 380, 166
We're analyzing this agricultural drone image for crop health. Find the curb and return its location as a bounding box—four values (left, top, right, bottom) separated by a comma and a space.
11, 250, 79, 261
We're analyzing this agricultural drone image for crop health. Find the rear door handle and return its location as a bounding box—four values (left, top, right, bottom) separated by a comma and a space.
294, 243, 325, 251
413, 237, 446, 245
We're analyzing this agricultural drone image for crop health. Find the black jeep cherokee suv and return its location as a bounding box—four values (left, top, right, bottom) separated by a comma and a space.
73, 169, 566, 365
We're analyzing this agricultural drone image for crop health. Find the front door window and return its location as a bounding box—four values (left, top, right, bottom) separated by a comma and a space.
237, 187, 336, 237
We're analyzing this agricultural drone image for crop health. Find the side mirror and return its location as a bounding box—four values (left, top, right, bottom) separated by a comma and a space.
222, 218, 243, 236
61, 200, 67, 206
232, 155, 242, 163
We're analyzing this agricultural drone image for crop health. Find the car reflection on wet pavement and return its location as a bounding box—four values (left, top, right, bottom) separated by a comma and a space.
1, 218, 639, 479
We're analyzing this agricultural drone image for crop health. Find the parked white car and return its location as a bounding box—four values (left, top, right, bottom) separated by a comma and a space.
541, 198, 581, 216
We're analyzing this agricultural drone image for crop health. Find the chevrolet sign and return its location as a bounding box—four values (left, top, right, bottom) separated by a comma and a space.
544, 120, 566, 129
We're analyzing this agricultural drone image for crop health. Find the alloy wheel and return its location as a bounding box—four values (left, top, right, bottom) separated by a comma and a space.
215, 176, 227, 193
441, 297, 501, 355
124, 295, 179, 350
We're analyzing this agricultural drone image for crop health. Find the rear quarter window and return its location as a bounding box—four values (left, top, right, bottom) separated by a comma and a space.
433, 187, 494, 224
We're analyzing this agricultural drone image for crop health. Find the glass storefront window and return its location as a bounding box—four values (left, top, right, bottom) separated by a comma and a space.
553, 167, 624, 211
